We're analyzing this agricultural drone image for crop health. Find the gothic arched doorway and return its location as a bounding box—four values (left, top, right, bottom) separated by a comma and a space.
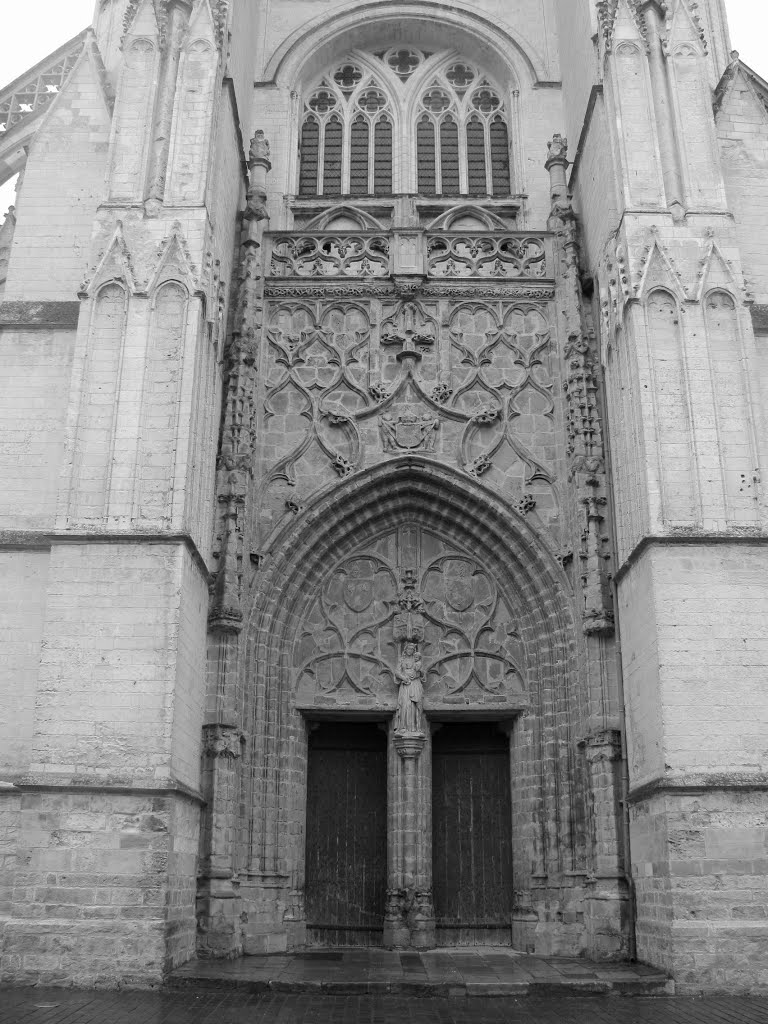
295, 519, 526, 946
236, 462, 601, 952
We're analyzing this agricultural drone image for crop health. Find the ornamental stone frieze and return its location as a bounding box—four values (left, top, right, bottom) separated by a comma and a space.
254, 225, 561, 554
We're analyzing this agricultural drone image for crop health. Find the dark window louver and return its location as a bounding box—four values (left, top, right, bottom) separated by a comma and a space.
466, 117, 487, 196
299, 120, 319, 196
490, 119, 510, 196
440, 118, 460, 195
350, 117, 369, 195
374, 118, 393, 194
323, 118, 343, 196
417, 117, 436, 194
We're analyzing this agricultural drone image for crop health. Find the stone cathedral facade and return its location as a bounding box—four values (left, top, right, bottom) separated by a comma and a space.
1, 0, 767, 995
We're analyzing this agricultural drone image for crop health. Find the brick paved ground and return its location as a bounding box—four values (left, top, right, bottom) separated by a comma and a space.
3, 989, 768, 1024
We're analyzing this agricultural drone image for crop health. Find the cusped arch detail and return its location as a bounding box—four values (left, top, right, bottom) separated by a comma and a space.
262, 0, 550, 90
246, 460, 574, 704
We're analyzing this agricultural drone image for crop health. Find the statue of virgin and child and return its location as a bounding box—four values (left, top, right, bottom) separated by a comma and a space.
394, 641, 425, 734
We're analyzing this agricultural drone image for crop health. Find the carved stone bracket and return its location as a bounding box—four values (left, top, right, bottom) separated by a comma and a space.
202, 724, 245, 759
581, 728, 622, 765
393, 731, 426, 761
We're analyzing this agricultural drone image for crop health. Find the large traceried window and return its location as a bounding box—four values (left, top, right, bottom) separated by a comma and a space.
298, 48, 513, 198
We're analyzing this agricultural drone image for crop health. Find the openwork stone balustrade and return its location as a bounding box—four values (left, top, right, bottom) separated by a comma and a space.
266, 230, 551, 280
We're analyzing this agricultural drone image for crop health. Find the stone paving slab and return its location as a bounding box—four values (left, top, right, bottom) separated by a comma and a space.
167, 948, 674, 998
3, 990, 768, 1024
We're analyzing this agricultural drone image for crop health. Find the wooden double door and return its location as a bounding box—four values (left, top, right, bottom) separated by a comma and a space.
305, 721, 513, 946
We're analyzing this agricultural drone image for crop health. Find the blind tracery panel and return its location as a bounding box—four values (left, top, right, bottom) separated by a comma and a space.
298, 49, 513, 198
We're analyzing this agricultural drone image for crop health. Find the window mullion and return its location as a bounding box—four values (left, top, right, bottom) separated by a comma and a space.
434, 116, 442, 195
342, 114, 351, 195
405, 118, 414, 193
368, 115, 376, 195
458, 114, 468, 195
484, 118, 492, 196
318, 118, 326, 195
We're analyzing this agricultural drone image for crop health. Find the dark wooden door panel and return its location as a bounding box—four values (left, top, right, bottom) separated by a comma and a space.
305, 722, 387, 946
432, 723, 513, 945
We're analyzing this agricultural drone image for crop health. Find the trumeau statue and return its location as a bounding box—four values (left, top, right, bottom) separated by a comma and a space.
394, 641, 425, 734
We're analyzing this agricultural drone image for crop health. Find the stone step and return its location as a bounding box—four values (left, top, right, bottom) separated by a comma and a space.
166, 951, 674, 998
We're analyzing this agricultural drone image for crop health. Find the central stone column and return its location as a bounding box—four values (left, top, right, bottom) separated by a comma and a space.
385, 728, 435, 948
384, 576, 435, 948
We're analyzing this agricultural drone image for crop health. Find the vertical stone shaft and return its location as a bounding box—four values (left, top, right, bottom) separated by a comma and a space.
401, 751, 418, 886
581, 729, 628, 956
386, 730, 434, 948
147, 0, 193, 210
197, 725, 244, 956
643, 3, 684, 213
584, 732, 624, 877
198, 132, 272, 955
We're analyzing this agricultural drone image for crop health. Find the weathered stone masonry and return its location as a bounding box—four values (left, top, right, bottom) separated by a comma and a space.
0, 0, 767, 995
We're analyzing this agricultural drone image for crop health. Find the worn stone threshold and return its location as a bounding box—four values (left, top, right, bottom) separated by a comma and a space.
167, 948, 674, 998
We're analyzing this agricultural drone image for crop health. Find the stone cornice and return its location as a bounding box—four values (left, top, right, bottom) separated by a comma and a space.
0, 775, 205, 805
629, 771, 768, 804
614, 532, 768, 586
0, 529, 213, 582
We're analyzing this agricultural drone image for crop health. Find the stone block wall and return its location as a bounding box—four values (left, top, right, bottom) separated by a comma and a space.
0, 551, 51, 779
717, 66, 768, 306
0, 540, 208, 985
29, 543, 199, 781
620, 543, 768, 992
0, 327, 75, 530
631, 790, 768, 993
0, 789, 200, 988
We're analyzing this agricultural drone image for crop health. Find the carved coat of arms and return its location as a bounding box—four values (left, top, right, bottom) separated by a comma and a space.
380, 411, 439, 452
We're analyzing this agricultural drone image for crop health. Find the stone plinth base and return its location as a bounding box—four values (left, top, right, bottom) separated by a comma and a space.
631, 788, 768, 994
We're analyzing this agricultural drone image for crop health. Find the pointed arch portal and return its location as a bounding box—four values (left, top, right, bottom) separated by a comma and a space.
238, 462, 586, 948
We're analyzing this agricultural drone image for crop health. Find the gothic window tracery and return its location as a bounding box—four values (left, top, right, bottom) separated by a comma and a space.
298, 49, 512, 198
